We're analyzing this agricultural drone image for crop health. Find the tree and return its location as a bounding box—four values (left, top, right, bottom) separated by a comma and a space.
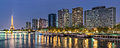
97, 27, 109, 33
114, 23, 120, 31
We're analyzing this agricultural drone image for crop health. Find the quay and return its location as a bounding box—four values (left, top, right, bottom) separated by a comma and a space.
94, 34, 120, 40
1, 31, 120, 39
42, 32, 94, 38
41, 32, 120, 39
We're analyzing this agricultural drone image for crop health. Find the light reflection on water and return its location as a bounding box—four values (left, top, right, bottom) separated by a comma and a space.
0, 32, 120, 48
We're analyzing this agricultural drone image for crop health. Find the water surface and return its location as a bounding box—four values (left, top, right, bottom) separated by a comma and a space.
0, 32, 120, 48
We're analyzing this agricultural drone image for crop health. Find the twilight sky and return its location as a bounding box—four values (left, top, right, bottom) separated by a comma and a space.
0, 0, 120, 29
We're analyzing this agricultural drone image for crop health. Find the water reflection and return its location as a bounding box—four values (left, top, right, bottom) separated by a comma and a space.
93, 39, 98, 48
0, 32, 120, 48
68, 37, 72, 48
83, 39, 89, 48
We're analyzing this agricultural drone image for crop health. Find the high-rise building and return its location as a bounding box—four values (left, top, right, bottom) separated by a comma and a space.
56, 14, 58, 27
48, 13, 57, 27
32, 19, 38, 30
26, 22, 31, 29
58, 9, 71, 28
69, 13, 72, 27
72, 7, 83, 28
39, 18, 48, 29
84, 6, 116, 28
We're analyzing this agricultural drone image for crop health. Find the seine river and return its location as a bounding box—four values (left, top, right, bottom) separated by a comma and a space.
0, 32, 120, 48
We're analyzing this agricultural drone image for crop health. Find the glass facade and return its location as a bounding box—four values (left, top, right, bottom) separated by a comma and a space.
48, 13, 57, 27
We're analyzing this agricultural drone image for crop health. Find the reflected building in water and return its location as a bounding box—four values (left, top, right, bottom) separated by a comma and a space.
1, 33, 120, 48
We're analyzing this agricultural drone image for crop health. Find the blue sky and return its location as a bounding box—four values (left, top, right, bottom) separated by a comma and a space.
0, 0, 120, 29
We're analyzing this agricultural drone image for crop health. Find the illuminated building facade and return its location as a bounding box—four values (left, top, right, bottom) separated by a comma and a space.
39, 18, 48, 29
64, 12, 71, 27
58, 9, 71, 28
32, 19, 38, 30
26, 22, 31, 29
48, 13, 57, 27
84, 6, 116, 28
69, 13, 72, 27
72, 7, 83, 28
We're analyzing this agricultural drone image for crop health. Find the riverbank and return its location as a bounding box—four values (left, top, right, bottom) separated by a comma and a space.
39, 32, 120, 39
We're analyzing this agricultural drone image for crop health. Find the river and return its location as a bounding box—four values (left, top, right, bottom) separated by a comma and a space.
0, 32, 119, 48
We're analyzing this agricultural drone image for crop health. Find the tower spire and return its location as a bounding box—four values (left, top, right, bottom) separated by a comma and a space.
10, 14, 15, 30
11, 16, 13, 26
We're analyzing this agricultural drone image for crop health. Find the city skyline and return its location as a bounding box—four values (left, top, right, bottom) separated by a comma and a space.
0, 0, 120, 48
0, 0, 120, 29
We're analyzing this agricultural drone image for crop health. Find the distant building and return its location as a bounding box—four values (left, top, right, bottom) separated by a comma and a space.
58, 9, 71, 28
56, 15, 58, 27
46, 21, 48, 28
48, 13, 57, 27
84, 6, 116, 28
32, 19, 38, 30
26, 22, 31, 29
72, 7, 83, 28
69, 13, 72, 27
39, 18, 48, 29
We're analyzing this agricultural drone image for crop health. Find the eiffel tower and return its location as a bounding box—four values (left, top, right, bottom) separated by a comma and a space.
10, 16, 15, 30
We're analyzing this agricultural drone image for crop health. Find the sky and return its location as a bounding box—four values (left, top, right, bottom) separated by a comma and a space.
0, 0, 120, 29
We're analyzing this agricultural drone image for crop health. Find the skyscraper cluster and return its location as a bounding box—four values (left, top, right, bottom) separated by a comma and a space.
48, 6, 116, 29
26, 6, 116, 30
56, 7, 83, 28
